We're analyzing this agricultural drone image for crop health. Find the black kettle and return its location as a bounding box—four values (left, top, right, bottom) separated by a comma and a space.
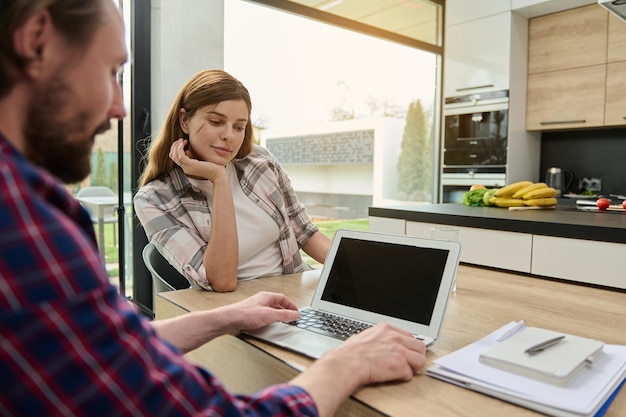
545, 167, 574, 197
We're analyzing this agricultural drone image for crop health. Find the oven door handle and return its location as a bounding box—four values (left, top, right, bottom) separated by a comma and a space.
457, 136, 495, 141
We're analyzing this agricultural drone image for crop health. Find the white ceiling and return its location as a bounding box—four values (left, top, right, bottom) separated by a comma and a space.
288, 0, 442, 45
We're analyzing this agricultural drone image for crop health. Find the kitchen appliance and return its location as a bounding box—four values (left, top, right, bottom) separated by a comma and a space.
598, 0, 626, 22
545, 167, 574, 197
441, 90, 509, 202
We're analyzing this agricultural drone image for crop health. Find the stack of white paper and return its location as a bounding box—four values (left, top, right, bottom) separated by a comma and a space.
427, 322, 626, 417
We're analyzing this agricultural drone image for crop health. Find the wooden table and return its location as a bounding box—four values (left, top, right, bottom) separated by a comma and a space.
155, 265, 626, 416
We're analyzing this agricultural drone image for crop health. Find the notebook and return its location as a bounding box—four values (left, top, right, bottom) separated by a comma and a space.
479, 326, 605, 386
244, 229, 462, 359
427, 322, 626, 417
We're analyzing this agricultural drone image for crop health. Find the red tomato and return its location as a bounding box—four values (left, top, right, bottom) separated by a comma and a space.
596, 198, 610, 210
623, 200, 626, 210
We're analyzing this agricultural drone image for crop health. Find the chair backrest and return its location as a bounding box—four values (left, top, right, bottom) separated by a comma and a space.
76, 186, 116, 197
76, 186, 118, 219
142, 243, 191, 292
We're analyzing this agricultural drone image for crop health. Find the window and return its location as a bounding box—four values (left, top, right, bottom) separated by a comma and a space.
78, 0, 133, 297
225, 0, 442, 221
128, 0, 443, 312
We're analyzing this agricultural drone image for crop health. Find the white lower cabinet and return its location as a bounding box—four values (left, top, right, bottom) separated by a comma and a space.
403, 221, 532, 273
531, 235, 625, 288
368, 216, 406, 235
369, 216, 625, 289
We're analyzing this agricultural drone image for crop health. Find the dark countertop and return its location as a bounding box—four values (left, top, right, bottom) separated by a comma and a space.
368, 200, 626, 244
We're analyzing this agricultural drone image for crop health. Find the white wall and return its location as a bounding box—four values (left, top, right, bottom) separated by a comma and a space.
287, 165, 373, 195
150, 0, 225, 135
372, 118, 405, 203
264, 117, 406, 203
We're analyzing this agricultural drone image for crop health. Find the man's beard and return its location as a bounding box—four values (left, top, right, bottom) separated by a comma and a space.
23, 76, 111, 184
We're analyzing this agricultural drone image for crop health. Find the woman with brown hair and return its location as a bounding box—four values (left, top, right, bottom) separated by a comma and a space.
135, 69, 330, 292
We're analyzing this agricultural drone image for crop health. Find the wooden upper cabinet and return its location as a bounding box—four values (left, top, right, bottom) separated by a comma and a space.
605, 61, 626, 126
526, 64, 606, 130
605, 9, 626, 126
608, 13, 626, 63
525, 4, 626, 130
528, 5, 608, 74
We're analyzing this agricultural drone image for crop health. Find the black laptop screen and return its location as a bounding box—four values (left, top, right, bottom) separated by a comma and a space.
320, 237, 449, 325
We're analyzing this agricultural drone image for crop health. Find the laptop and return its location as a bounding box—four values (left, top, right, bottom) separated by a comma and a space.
244, 229, 461, 359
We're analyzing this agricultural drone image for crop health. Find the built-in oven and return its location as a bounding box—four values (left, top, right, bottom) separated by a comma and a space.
441, 90, 509, 203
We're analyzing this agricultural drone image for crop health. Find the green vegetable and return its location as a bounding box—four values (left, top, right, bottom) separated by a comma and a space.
463, 188, 489, 206
483, 189, 498, 206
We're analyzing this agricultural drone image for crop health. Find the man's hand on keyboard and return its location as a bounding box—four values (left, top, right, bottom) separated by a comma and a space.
291, 322, 426, 417
339, 323, 427, 382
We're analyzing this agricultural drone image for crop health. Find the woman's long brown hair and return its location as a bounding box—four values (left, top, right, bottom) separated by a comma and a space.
138, 69, 254, 187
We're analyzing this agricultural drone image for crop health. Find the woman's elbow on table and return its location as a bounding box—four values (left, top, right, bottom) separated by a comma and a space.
209, 279, 238, 292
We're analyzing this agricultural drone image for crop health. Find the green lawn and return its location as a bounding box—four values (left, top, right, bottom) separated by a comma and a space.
102, 224, 120, 278
302, 218, 370, 268
315, 218, 369, 239
99, 217, 370, 278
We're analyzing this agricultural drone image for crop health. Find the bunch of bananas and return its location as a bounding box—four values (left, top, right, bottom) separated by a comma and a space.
488, 181, 558, 208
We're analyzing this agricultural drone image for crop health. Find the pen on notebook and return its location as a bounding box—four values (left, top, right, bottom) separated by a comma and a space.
525, 335, 565, 355
496, 320, 526, 342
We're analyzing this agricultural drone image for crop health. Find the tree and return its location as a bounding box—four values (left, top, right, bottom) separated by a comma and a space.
330, 107, 355, 121
253, 113, 270, 130
366, 97, 406, 118
397, 99, 432, 201
330, 80, 355, 121
108, 160, 118, 193
93, 148, 107, 186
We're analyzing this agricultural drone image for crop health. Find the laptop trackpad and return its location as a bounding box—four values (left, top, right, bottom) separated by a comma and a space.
245, 323, 343, 359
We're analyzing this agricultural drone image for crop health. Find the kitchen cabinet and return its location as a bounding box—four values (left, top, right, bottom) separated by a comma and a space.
527, 5, 607, 74
526, 64, 606, 129
605, 61, 626, 127
513, 0, 596, 17
531, 235, 626, 288
604, 13, 626, 127
444, 12, 511, 97
369, 214, 626, 289
402, 221, 533, 273
525, 4, 626, 130
608, 12, 626, 63
368, 216, 405, 236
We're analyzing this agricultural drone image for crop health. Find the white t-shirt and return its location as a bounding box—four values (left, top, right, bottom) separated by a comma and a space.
188, 163, 283, 280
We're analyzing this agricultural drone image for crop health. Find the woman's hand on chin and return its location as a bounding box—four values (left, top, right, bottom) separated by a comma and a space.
169, 138, 227, 183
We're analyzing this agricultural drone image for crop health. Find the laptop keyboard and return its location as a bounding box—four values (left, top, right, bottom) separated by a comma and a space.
286, 308, 373, 341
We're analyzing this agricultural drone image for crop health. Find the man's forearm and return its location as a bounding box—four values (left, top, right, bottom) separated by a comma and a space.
151, 310, 230, 353
290, 356, 365, 417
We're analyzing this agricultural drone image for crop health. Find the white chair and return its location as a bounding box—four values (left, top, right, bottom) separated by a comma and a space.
76, 186, 118, 246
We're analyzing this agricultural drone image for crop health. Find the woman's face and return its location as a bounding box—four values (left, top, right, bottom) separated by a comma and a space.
179, 99, 249, 166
